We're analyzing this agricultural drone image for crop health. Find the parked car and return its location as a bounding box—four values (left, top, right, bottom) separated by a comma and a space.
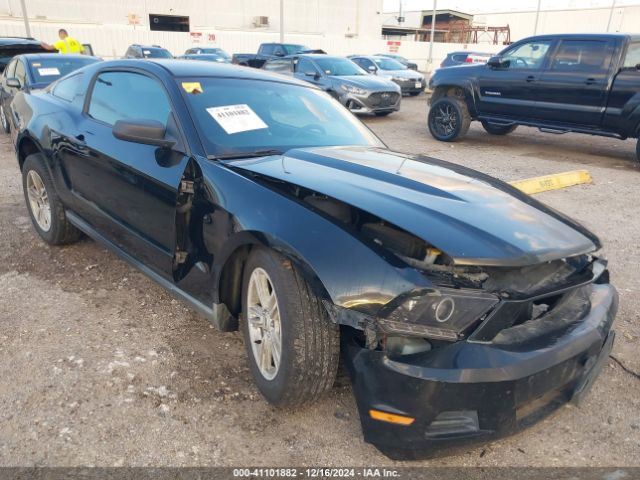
232, 43, 325, 68
349, 55, 425, 95
428, 33, 640, 161
375, 53, 418, 70
124, 44, 172, 59
0, 36, 47, 73
11, 59, 617, 460
0, 53, 99, 133
182, 47, 231, 63
439, 51, 492, 68
179, 53, 231, 64
263, 54, 401, 116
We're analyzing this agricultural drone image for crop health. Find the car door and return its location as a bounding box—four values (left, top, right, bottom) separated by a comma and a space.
477, 39, 554, 118
533, 38, 616, 126
58, 69, 189, 276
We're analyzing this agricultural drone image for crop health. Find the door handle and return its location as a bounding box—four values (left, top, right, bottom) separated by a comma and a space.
585, 78, 597, 85
525, 75, 536, 82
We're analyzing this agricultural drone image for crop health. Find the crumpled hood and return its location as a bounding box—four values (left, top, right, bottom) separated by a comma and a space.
227, 146, 599, 267
333, 75, 399, 92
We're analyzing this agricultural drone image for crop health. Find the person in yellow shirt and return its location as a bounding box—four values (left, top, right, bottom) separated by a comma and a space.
41, 29, 85, 55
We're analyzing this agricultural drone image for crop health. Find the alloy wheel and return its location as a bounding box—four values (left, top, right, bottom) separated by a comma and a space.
26, 170, 51, 232
432, 103, 458, 137
246, 267, 282, 381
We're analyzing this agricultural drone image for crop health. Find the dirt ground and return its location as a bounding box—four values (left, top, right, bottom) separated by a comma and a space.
0, 93, 639, 467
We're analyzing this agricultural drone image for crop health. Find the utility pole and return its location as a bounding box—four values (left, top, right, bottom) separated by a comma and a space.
427, 0, 437, 70
20, 0, 32, 37
279, 0, 284, 43
533, 0, 542, 35
607, 0, 617, 32
398, 0, 403, 25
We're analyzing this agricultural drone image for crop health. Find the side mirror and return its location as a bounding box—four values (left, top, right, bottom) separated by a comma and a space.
305, 71, 320, 80
113, 119, 175, 148
487, 55, 509, 69
274, 51, 285, 57
368, 65, 377, 73
6, 77, 21, 89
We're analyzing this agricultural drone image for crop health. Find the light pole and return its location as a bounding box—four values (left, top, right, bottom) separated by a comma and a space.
533, 0, 542, 35
280, 0, 284, 43
20, 0, 32, 37
607, 0, 617, 32
427, 0, 437, 70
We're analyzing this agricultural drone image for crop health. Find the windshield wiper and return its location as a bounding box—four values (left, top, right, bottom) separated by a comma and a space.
208, 149, 284, 161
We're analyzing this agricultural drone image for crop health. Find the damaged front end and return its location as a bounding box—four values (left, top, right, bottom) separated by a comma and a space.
225, 146, 618, 459
330, 246, 616, 459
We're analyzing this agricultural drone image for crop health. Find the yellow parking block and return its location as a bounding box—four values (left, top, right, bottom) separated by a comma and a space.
509, 170, 592, 195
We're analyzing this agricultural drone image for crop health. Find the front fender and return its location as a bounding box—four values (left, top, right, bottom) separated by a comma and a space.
198, 160, 431, 315
429, 74, 479, 117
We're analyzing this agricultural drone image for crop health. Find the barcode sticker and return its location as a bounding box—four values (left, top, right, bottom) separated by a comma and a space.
206, 104, 268, 135
38, 67, 60, 76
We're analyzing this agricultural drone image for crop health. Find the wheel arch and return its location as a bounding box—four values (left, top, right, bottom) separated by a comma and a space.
17, 134, 44, 172
430, 82, 477, 116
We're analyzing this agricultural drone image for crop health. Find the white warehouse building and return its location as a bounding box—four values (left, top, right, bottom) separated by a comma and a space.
0, 0, 386, 59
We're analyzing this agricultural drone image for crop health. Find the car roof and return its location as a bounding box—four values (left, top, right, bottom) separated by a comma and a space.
18, 53, 96, 61
0, 37, 41, 46
88, 59, 320, 89
517, 33, 640, 42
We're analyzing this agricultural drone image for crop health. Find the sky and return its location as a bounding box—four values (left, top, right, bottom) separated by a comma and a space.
382, 0, 638, 14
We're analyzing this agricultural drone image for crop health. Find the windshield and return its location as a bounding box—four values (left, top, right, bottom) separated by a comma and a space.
284, 44, 309, 55
313, 57, 365, 76
28, 56, 97, 84
199, 48, 231, 59
179, 77, 383, 157
143, 48, 172, 58
373, 57, 406, 70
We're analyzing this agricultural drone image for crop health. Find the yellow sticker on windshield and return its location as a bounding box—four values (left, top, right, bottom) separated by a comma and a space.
32, 62, 41, 67
182, 82, 203, 94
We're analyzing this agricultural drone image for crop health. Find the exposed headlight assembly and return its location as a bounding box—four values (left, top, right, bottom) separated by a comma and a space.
379, 288, 499, 341
340, 84, 368, 95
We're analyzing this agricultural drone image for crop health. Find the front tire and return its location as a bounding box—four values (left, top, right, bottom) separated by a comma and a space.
481, 121, 517, 135
1, 105, 10, 134
241, 247, 339, 407
22, 154, 82, 245
374, 111, 392, 117
428, 96, 471, 141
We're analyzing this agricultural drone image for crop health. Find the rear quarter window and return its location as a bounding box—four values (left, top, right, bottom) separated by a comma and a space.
51, 73, 85, 105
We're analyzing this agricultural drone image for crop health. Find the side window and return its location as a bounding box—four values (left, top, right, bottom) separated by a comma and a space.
264, 59, 293, 75
502, 40, 552, 69
297, 58, 318, 76
52, 73, 85, 103
260, 44, 275, 56
623, 42, 640, 69
551, 40, 610, 72
14, 60, 26, 85
88, 71, 171, 127
358, 58, 375, 71
4, 59, 16, 78
273, 46, 286, 57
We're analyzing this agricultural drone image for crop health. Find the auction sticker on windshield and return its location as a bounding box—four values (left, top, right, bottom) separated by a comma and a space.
206, 104, 268, 135
38, 67, 61, 76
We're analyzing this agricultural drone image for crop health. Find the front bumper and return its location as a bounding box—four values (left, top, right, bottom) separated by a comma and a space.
343, 283, 618, 460
340, 91, 401, 115
391, 77, 426, 95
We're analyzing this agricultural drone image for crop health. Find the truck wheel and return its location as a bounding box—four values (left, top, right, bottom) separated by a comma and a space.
481, 121, 517, 135
241, 247, 339, 407
428, 97, 471, 141
22, 154, 82, 245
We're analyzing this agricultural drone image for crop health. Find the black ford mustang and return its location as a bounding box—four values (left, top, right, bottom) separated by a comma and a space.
10, 59, 617, 459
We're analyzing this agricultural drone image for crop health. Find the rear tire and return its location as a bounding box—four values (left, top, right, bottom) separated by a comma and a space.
22, 154, 82, 245
481, 121, 517, 135
428, 96, 471, 141
241, 247, 339, 407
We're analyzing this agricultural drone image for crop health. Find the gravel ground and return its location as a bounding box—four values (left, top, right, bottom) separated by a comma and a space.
0, 94, 639, 467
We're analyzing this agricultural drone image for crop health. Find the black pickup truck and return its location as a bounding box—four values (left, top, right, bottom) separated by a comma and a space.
428, 34, 640, 161
232, 43, 324, 68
